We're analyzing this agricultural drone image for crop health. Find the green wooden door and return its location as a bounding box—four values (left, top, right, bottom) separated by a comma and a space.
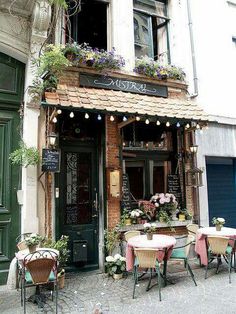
59, 145, 99, 269
0, 52, 24, 284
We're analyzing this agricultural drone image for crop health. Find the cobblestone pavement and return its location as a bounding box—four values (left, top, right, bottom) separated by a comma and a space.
1, 260, 236, 314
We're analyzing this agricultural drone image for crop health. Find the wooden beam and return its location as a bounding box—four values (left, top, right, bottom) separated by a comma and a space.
122, 152, 137, 158
118, 117, 136, 129
49, 108, 57, 123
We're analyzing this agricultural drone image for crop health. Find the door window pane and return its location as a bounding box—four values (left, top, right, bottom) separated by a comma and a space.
0, 63, 16, 92
65, 152, 92, 225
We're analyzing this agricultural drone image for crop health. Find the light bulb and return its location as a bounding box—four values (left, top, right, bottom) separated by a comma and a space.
186, 123, 190, 129
196, 123, 200, 129
69, 112, 74, 118
176, 122, 180, 128
85, 113, 89, 119
156, 120, 160, 126
123, 116, 127, 122
136, 116, 140, 121
97, 114, 102, 121
52, 116, 57, 123
57, 109, 62, 114
166, 121, 170, 127
145, 118, 149, 125
110, 115, 115, 122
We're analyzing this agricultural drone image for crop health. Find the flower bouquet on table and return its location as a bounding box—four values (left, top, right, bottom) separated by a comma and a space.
105, 254, 126, 279
143, 222, 158, 240
212, 217, 225, 231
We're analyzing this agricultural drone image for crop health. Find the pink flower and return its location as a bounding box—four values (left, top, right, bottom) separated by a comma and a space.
159, 198, 165, 204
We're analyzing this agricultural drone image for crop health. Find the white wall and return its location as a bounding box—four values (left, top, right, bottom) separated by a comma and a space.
196, 122, 236, 226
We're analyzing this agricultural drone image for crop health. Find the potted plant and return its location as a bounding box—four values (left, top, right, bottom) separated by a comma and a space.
121, 208, 132, 226
25, 233, 43, 253
143, 222, 158, 240
158, 210, 171, 224
105, 254, 126, 279
212, 217, 225, 231
42, 235, 70, 289
104, 228, 120, 255
177, 208, 192, 221
130, 209, 143, 224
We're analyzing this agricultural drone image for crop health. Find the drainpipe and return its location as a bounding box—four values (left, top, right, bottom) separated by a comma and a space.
187, 0, 198, 98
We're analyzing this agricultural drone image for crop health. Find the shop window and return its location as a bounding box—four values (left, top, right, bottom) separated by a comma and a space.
68, 0, 108, 49
126, 161, 145, 199
133, 0, 169, 62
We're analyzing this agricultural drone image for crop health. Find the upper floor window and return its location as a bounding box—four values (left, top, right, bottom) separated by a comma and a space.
133, 0, 169, 62
68, 0, 108, 50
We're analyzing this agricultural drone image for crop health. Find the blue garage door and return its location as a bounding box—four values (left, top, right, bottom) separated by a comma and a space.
206, 157, 236, 228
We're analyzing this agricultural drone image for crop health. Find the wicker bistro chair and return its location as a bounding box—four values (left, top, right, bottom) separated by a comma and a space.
205, 236, 234, 283
124, 231, 141, 242
169, 235, 197, 286
133, 248, 162, 301
20, 250, 59, 314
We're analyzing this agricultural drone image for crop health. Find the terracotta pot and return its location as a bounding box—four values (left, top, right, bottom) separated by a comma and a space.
58, 273, 65, 289
216, 225, 222, 231
113, 273, 123, 280
146, 233, 153, 240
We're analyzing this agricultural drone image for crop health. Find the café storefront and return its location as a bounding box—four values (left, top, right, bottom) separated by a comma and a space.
42, 66, 208, 270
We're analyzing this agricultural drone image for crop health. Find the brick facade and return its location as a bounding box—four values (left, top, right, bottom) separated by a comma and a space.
105, 115, 122, 229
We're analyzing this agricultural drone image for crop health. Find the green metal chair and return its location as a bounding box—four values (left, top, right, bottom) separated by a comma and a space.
133, 248, 162, 301
169, 235, 197, 286
205, 236, 233, 283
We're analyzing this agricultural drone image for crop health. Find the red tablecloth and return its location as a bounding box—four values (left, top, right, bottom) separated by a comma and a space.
126, 234, 176, 271
195, 227, 236, 266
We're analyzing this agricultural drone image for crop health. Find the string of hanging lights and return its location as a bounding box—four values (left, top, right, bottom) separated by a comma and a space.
51, 108, 207, 131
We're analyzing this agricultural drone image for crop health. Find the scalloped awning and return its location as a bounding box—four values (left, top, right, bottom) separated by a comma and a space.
44, 84, 208, 122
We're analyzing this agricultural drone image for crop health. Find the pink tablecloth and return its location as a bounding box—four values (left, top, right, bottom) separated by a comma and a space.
126, 234, 176, 271
195, 227, 236, 266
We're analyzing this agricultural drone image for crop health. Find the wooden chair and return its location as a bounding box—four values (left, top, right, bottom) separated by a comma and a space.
20, 250, 58, 313
124, 230, 141, 242
133, 248, 162, 301
169, 235, 197, 286
186, 224, 200, 240
205, 236, 233, 283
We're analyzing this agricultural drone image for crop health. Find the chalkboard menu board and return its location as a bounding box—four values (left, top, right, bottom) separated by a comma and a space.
167, 174, 182, 207
122, 174, 132, 210
42, 149, 60, 172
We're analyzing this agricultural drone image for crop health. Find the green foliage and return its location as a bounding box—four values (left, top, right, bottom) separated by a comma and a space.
42, 235, 70, 269
38, 45, 70, 77
48, 0, 68, 9
25, 233, 43, 246
104, 228, 120, 255
178, 208, 192, 220
9, 141, 40, 167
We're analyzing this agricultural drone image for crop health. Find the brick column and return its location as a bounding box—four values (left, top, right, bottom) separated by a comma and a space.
105, 115, 121, 229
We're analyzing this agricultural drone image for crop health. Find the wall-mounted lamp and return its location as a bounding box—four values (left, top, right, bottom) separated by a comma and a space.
189, 144, 198, 154
48, 132, 58, 147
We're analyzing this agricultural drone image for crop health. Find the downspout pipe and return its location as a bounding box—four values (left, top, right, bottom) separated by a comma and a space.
187, 0, 198, 98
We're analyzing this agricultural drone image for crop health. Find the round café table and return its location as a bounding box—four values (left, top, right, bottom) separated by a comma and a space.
126, 234, 176, 272
195, 226, 236, 265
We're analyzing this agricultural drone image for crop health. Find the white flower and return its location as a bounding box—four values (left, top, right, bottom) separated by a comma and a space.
130, 211, 135, 217
144, 223, 151, 228
114, 254, 121, 260
151, 223, 158, 228
159, 198, 165, 204
217, 218, 225, 224
106, 256, 115, 262
155, 202, 159, 207
165, 197, 170, 203
120, 256, 126, 262
136, 212, 140, 217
